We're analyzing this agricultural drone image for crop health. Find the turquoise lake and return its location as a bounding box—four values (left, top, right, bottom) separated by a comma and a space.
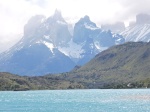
0, 89, 150, 112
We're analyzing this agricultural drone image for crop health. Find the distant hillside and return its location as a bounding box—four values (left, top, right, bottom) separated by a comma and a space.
0, 72, 84, 91
59, 42, 150, 88
1, 42, 150, 90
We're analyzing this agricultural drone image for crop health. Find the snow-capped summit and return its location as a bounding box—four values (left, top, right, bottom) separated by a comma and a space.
121, 13, 150, 42
77, 15, 97, 27
73, 15, 100, 43
47, 9, 66, 25
52, 9, 64, 21
43, 10, 71, 46
121, 24, 150, 42
24, 15, 46, 38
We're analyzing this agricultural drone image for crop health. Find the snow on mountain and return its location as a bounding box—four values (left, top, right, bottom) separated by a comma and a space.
120, 14, 150, 42
58, 38, 108, 64
84, 23, 100, 30
121, 24, 150, 42
0, 11, 125, 76
94, 41, 108, 51
43, 41, 55, 54
71, 16, 125, 65
58, 39, 84, 59
0, 10, 75, 76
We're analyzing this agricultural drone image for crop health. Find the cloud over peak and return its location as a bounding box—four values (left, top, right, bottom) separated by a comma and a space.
0, 0, 150, 52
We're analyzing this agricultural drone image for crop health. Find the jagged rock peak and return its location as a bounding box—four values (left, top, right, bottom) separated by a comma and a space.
54, 9, 61, 16
83, 15, 90, 21
24, 15, 46, 37
77, 15, 97, 27
52, 9, 64, 20
25, 15, 46, 28
28, 15, 46, 23
46, 9, 66, 24
80, 15, 91, 22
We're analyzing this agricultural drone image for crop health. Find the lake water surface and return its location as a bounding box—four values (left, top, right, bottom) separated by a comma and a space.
0, 89, 150, 112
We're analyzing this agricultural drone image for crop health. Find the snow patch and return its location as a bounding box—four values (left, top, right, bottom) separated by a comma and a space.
43, 41, 55, 54
84, 23, 99, 30
58, 40, 84, 59
90, 43, 94, 49
44, 35, 50, 40
115, 38, 122, 45
94, 41, 108, 51
36, 41, 41, 44
57, 21, 67, 25
41, 18, 46, 23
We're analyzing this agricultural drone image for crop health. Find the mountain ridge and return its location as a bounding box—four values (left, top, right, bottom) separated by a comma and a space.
0, 10, 124, 76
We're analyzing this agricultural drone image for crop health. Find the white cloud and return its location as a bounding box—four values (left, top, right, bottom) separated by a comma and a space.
1, 0, 150, 34
0, 0, 150, 52
0, 0, 44, 34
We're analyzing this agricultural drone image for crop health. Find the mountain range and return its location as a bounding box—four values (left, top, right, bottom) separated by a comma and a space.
0, 10, 124, 76
1, 10, 150, 90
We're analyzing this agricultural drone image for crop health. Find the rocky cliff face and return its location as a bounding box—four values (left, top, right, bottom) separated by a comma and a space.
64, 15, 124, 65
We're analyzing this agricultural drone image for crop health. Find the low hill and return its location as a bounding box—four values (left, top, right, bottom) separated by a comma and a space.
59, 42, 150, 88
0, 72, 83, 91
